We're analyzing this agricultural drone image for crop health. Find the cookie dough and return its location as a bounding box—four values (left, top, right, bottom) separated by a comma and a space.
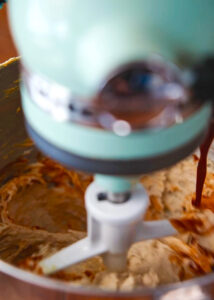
0, 155, 214, 291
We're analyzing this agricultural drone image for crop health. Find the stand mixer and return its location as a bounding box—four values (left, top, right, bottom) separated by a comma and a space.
6, 0, 214, 276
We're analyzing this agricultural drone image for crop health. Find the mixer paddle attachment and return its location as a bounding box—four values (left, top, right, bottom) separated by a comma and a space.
39, 178, 177, 275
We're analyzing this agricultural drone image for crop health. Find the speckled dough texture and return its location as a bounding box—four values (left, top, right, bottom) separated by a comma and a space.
0, 155, 214, 291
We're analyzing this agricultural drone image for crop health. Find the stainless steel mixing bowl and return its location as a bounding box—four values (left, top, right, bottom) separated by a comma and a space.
0, 58, 214, 300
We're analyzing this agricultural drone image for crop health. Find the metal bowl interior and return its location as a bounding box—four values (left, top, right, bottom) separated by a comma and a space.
0, 58, 214, 300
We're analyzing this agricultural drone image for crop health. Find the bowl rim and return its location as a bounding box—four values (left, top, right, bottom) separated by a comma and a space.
0, 259, 214, 297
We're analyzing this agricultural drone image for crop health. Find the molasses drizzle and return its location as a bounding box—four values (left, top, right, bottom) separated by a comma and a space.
193, 117, 214, 207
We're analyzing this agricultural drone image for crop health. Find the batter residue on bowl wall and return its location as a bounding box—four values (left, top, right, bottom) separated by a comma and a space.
1, 155, 214, 291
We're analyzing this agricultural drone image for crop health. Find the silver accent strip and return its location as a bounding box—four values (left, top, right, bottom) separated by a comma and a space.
22, 68, 96, 123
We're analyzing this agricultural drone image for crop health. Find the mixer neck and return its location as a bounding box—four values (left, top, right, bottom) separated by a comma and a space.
94, 174, 139, 203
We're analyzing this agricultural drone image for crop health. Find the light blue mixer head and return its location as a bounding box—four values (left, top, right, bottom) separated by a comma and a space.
9, 0, 214, 97
8, 0, 214, 176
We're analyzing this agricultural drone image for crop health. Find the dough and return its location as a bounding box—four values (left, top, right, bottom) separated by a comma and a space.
0, 155, 214, 291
